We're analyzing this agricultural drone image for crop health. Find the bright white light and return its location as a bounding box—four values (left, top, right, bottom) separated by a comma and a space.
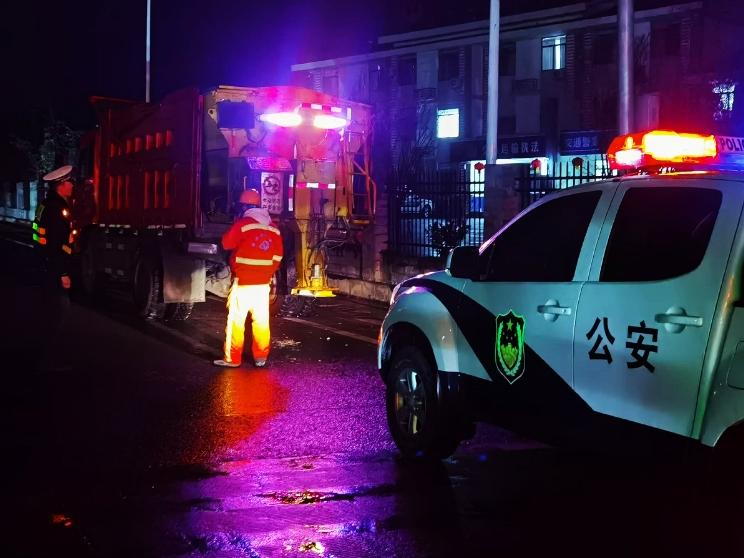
614, 148, 644, 167
313, 114, 348, 130
437, 108, 459, 139
260, 112, 302, 127
496, 156, 549, 175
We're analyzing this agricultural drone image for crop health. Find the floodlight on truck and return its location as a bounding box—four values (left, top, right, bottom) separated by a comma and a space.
259, 112, 302, 127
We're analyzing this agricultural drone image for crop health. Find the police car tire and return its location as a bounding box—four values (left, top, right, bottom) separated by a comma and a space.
386, 346, 461, 460
133, 256, 166, 320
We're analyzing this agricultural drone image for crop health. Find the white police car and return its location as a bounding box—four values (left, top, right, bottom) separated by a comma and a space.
379, 130, 744, 459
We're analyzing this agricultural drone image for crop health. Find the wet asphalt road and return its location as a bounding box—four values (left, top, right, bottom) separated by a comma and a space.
3, 233, 744, 558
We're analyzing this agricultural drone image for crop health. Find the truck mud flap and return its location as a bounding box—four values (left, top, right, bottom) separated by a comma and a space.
161, 248, 206, 303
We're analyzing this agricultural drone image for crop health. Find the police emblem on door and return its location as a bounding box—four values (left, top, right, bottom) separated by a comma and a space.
495, 310, 526, 384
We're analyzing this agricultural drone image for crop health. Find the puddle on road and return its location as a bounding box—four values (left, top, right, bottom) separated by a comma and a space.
51, 513, 74, 528
314, 519, 378, 536
259, 490, 355, 505
287, 457, 316, 470
184, 532, 260, 557
259, 484, 398, 505
298, 539, 325, 554
274, 338, 302, 349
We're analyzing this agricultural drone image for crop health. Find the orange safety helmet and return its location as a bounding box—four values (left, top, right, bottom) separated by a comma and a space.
239, 189, 261, 206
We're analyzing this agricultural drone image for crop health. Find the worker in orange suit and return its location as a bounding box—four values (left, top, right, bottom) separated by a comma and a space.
214, 189, 283, 368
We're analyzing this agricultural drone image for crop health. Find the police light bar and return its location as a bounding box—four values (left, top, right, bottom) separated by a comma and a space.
259, 112, 302, 127
608, 130, 717, 170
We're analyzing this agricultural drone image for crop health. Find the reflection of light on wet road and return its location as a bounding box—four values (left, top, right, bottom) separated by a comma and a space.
217, 369, 280, 418
299, 539, 325, 553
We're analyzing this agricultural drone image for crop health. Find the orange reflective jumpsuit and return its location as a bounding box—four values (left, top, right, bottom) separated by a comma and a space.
221, 208, 283, 364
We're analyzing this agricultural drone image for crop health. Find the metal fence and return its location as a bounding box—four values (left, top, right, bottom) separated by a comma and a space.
515, 157, 613, 210
388, 169, 485, 259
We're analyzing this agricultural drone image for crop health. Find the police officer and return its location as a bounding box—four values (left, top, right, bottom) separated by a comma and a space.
33, 165, 75, 369
214, 189, 283, 368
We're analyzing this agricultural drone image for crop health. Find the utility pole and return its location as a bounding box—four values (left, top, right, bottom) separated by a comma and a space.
618, 0, 634, 133
145, 0, 152, 103
486, 0, 500, 164
484, 0, 506, 237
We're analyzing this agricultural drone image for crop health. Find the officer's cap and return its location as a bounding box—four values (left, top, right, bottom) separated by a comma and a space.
43, 165, 74, 183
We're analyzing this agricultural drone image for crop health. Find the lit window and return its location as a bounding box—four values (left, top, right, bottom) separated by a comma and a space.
542, 35, 566, 71
713, 81, 735, 120
437, 108, 459, 139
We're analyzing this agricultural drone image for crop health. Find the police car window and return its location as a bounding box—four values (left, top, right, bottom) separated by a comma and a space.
600, 187, 721, 282
484, 190, 601, 281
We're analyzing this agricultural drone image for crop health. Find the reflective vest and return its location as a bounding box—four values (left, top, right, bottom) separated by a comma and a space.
222, 215, 283, 285
33, 191, 73, 277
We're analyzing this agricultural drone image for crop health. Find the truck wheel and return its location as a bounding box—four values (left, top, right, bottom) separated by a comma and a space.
80, 240, 105, 298
269, 272, 283, 316
133, 255, 166, 320
386, 346, 462, 460
278, 295, 316, 318
164, 303, 194, 322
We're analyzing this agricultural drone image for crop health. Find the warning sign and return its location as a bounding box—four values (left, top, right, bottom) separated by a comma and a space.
260, 172, 283, 215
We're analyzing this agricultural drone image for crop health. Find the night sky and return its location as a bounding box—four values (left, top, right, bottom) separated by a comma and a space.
0, 0, 496, 137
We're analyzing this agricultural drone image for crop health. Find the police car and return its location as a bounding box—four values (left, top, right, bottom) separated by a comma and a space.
378, 129, 744, 459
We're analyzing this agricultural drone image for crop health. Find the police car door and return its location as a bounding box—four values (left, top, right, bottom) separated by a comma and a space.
459, 187, 612, 403
574, 179, 744, 436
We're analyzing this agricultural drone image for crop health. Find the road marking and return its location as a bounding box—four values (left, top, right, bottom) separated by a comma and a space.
282, 317, 377, 345
2, 237, 34, 248
146, 320, 216, 355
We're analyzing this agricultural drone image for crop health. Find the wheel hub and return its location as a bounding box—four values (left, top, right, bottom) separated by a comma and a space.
394, 367, 426, 436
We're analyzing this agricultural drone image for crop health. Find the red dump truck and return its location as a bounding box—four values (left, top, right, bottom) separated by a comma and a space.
63, 85, 375, 320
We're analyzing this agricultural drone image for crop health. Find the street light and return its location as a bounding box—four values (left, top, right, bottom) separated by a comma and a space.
146, 0, 151, 102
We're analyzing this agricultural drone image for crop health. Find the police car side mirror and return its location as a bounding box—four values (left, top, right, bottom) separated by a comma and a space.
447, 246, 479, 279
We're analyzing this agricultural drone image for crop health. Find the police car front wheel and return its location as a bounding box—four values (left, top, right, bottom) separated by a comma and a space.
386, 346, 463, 460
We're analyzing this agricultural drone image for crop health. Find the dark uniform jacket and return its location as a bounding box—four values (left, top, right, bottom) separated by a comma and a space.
33, 190, 73, 284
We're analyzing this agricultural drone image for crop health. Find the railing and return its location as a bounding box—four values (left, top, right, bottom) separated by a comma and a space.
0, 180, 41, 223
515, 158, 613, 210
388, 169, 485, 259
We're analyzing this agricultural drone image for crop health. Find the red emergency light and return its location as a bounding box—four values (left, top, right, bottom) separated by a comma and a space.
608, 130, 717, 170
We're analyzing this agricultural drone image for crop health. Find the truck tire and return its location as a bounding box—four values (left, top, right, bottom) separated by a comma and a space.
269, 272, 283, 316
386, 346, 462, 460
277, 295, 317, 317
133, 255, 166, 320
80, 239, 105, 298
164, 302, 194, 322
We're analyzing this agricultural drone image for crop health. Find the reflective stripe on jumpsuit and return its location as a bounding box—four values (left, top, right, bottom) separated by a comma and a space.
223, 281, 271, 364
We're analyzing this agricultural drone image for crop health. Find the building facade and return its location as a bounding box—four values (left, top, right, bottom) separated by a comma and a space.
292, 1, 741, 176
289, 0, 743, 301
